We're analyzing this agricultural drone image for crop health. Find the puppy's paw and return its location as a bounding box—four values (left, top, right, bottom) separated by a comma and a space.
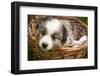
73, 35, 88, 48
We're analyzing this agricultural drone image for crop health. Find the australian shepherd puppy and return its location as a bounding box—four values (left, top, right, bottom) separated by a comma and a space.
35, 16, 87, 51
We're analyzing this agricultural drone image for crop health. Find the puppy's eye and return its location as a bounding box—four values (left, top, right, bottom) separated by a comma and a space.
52, 35, 56, 40
41, 32, 46, 35
37, 33, 41, 38
52, 34, 58, 40
52, 33, 62, 40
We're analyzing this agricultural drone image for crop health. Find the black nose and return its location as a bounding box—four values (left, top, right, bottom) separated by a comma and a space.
42, 43, 48, 48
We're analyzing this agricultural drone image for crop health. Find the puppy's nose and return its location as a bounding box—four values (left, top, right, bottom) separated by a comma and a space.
42, 43, 48, 48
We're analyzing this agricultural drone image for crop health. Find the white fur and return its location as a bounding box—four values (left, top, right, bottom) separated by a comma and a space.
39, 35, 53, 51
46, 19, 61, 35
39, 19, 61, 51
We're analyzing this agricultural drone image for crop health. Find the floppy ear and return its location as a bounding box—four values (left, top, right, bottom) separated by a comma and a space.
61, 25, 68, 44
35, 16, 51, 29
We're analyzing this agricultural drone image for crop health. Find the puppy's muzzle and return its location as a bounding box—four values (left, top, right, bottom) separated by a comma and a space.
39, 35, 53, 51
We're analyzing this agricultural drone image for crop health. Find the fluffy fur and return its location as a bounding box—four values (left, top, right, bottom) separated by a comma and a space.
35, 16, 87, 51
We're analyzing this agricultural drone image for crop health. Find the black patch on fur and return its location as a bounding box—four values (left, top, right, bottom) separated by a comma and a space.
62, 25, 68, 44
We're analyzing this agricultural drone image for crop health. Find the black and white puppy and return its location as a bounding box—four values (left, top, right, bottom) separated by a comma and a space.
35, 16, 87, 51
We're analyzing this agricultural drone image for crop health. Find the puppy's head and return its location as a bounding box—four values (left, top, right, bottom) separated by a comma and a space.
35, 16, 67, 51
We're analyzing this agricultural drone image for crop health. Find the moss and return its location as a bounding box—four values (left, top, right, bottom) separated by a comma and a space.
76, 17, 88, 25
28, 45, 33, 60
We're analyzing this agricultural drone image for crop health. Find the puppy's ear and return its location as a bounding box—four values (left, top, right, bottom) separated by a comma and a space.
35, 16, 50, 29
61, 25, 68, 44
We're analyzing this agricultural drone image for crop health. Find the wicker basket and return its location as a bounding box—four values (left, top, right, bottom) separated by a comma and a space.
28, 16, 87, 60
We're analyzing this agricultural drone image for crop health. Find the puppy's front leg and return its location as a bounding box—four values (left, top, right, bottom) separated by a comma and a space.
67, 36, 74, 44
63, 36, 74, 47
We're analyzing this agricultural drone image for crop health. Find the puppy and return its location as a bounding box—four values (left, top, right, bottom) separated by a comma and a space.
35, 16, 87, 51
